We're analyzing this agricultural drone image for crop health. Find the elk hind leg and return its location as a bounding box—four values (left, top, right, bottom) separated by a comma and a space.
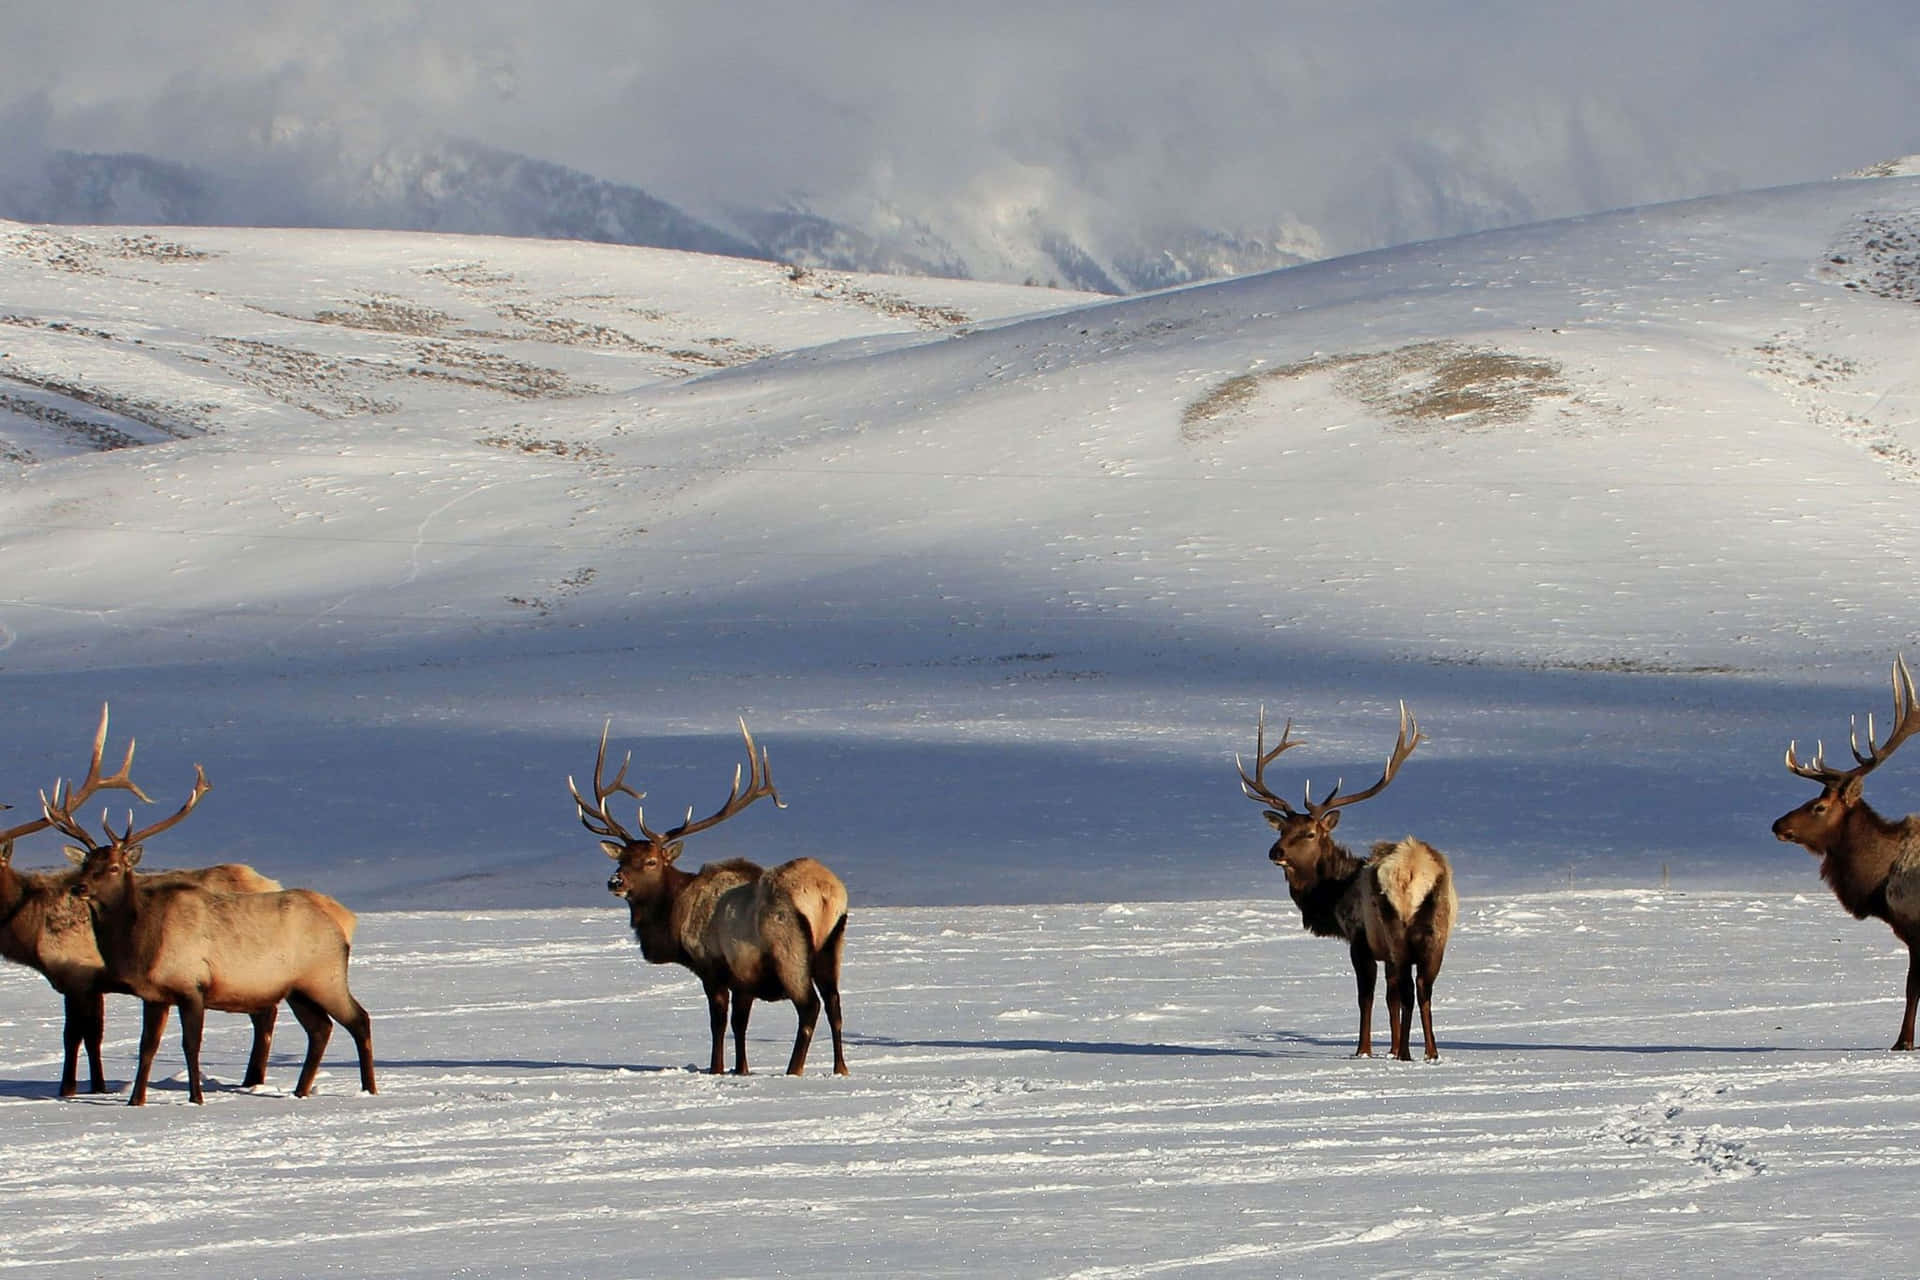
812, 913, 849, 1076
1384, 961, 1415, 1061
242, 1006, 278, 1088
312, 987, 377, 1095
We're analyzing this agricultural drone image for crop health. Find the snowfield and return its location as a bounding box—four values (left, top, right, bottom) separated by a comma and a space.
4, 892, 1917, 1277
3, 172, 1920, 1275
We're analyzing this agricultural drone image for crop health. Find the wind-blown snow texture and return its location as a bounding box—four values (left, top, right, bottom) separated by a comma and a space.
1, 176, 1920, 1274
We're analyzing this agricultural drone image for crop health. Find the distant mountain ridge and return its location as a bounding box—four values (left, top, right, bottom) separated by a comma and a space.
0, 136, 1313, 294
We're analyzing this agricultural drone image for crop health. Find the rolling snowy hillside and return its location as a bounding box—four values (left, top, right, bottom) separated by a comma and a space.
3, 177, 1920, 908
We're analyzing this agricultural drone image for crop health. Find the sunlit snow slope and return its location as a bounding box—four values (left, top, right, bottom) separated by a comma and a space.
0, 178, 1918, 907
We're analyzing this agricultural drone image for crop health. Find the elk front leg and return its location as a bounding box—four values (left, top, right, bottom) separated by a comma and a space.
178, 994, 208, 1104
1897, 945, 1920, 1051
129, 1000, 171, 1107
1349, 938, 1376, 1057
704, 981, 730, 1074
58, 991, 93, 1098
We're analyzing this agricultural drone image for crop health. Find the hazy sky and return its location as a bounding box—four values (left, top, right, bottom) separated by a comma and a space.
4, 2, 1918, 253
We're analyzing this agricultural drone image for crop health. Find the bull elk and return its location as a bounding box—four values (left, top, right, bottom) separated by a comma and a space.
1239, 702, 1457, 1061
59, 765, 375, 1105
0, 705, 281, 1096
1773, 654, 1920, 1050
571, 718, 849, 1076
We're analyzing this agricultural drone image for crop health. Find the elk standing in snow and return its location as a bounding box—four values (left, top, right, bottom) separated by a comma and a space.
572, 719, 849, 1076
0, 706, 281, 1096
1239, 703, 1457, 1061
1773, 654, 1920, 1050
60, 766, 375, 1105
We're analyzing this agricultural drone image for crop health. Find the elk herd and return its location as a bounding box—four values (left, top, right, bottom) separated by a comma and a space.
3, 656, 1920, 1104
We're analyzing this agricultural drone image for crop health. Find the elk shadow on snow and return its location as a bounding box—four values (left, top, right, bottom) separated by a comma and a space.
1254, 1030, 1789, 1056
852, 1032, 1294, 1060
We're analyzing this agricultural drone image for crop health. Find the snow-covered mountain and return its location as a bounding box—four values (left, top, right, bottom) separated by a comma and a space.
1, 135, 1318, 293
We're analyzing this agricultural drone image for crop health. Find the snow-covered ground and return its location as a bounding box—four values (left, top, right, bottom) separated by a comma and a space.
4, 891, 1916, 1277
3, 173, 1920, 1274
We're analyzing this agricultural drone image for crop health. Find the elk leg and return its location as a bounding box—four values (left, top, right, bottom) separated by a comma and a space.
1416, 966, 1441, 1061
287, 993, 334, 1097
786, 989, 820, 1076
1898, 946, 1920, 1052
730, 992, 755, 1075
340, 999, 377, 1096
814, 914, 850, 1076
82, 992, 107, 1093
178, 995, 208, 1105
242, 1007, 277, 1088
58, 991, 87, 1098
1349, 939, 1376, 1057
129, 1000, 170, 1107
704, 982, 730, 1074
1383, 962, 1412, 1061
817, 975, 849, 1077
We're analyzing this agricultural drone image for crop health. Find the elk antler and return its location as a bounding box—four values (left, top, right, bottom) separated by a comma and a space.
569, 720, 644, 843
1786, 654, 1920, 786
101, 764, 211, 850
1, 704, 152, 845
1237, 706, 1307, 814
1305, 701, 1424, 818
644, 718, 785, 845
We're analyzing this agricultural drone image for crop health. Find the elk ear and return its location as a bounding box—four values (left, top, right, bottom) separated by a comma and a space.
1320, 809, 1342, 833
1262, 810, 1288, 831
1842, 776, 1866, 804
601, 840, 624, 861
664, 841, 687, 864
122, 844, 145, 868
63, 844, 88, 866
0, 839, 11, 867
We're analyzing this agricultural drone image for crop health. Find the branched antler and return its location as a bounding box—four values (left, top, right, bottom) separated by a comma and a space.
1786, 655, 1920, 786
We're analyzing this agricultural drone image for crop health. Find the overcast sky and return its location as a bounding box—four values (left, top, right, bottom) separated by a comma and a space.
4, 2, 1918, 253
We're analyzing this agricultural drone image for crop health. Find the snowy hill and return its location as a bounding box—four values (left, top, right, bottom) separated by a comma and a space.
1, 176, 1919, 911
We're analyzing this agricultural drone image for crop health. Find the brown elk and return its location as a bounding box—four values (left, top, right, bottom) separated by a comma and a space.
571, 718, 849, 1076
59, 766, 376, 1105
1773, 654, 1920, 1050
1239, 702, 1457, 1061
0, 705, 282, 1096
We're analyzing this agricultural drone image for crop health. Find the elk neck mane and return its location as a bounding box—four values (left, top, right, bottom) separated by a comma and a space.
1822, 805, 1920, 921
1288, 840, 1370, 940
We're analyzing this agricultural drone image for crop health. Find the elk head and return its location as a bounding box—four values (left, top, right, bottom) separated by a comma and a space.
1238, 703, 1423, 893
0, 703, 153, 869
1774, 655, 1920, 856
570, 718, 784, 910
56, 764, 212, 905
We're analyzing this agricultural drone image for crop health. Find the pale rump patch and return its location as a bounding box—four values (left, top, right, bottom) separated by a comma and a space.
1371, 837, 1447, 919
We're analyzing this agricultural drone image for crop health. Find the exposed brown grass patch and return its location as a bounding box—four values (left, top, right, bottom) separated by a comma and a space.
1182, 341, 1569, 441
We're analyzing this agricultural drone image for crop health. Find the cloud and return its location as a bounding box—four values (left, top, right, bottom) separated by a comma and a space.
6, 1, 1919, 256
